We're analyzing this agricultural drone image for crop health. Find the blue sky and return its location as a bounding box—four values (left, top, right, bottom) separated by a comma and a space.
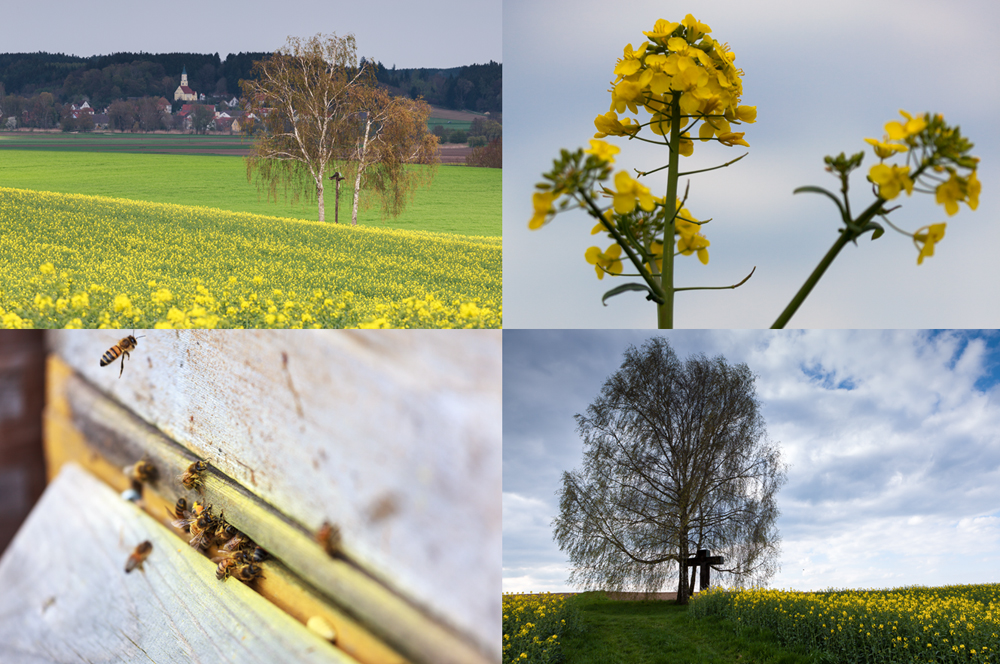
1, 0, 501, 68
503, 0, 1000, 328
503, 330, 1000, 593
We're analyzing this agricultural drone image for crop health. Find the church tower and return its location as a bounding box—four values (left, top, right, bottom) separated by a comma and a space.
174, 66, 197, 102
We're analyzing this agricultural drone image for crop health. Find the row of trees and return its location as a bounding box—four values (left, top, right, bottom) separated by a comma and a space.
242, 34, 439, 224
373, 61, 502, 113
554, 338, 786, 604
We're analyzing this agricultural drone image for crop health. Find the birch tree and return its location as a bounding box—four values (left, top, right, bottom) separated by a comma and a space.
347, 85, 438, 226
240, 34, 367, 222
552, 337, 787, 604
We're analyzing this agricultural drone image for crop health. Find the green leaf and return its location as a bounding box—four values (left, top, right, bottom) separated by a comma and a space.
792, 185, 848, 223
865, 221, 885, 240
601, 283, 664, 306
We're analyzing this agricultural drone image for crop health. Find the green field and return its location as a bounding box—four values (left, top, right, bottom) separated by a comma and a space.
0, 187, 501, 329
0, 140, 500, 236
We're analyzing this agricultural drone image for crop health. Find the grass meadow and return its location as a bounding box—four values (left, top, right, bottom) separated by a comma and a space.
0, 143, 500, 236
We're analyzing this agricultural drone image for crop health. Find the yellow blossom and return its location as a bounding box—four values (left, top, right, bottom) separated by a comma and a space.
914, 223, 946, 265
584, 244, 623, 279
583, 139, 621, 163
529, 191, 557, 230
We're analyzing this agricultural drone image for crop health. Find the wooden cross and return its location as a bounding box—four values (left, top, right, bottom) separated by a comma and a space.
684, 549, 724, 591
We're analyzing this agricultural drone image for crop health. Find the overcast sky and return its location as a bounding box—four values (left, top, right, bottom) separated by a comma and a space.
1, 0, 501, 68
503, 0, 1000, 328
503, 329, 1000, 594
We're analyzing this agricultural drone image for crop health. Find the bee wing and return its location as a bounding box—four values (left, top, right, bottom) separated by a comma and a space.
171, 517, 194, 531
188, 530, 211, 550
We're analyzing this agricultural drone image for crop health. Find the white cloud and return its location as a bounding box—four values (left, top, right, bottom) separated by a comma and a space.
504, 331, 1000, 593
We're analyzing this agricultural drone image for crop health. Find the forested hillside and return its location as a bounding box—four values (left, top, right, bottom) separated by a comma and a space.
0, 52, 501, 112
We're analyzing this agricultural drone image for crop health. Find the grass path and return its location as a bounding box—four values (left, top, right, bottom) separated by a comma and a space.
561, 594, 820, 664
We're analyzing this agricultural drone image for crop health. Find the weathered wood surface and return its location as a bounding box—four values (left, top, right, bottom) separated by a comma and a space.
43, 357, 412, 664
47, 330, 501, 661
0, 463, 354, 664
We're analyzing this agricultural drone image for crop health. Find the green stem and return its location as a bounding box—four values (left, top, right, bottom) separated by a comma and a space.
658, 93, 682, 329
773, 178, 898, 328
770, 230, 852, 329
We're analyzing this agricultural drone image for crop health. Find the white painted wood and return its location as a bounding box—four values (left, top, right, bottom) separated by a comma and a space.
0, 462, 355, 663
47, 330, 501, 660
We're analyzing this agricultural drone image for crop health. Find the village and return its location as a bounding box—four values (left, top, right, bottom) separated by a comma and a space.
0, 67, 251, 134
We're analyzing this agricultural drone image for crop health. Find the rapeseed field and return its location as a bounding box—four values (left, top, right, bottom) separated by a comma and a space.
503, 593, 578, 664
0, 187, 501, 328
691, 583, 1000, 663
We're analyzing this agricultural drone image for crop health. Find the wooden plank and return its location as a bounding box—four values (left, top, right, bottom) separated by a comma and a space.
0, 462, 354, 663
46, 329, 500, 660
44, 354, 491, 664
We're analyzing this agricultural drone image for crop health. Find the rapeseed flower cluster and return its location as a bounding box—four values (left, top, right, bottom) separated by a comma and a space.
531, 15, 756, 323
861, 110, 980, 265
0, 188, 501, 329
502, 593, 578, 664
691, 583, 1000, 663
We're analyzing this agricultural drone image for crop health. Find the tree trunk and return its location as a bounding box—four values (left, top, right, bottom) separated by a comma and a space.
677, 540, 690, 605
316, 178, 325, 222
352, 115, 372, 227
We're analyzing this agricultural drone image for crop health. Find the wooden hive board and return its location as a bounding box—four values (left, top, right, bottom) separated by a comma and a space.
0, 462, 353, 663
40, 330, 501, 663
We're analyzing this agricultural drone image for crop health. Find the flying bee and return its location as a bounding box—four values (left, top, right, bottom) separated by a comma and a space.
125, 541, 153, 573
129, 456, 158, 484
316, 521, 341, 556
100, 331, 146, 379
178, 461, 208, 493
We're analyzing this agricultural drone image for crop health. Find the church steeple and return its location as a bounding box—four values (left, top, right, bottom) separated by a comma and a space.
181, 66, 188, 88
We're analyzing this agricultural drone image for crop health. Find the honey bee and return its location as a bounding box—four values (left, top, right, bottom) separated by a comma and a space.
250, 546, 269, 563
213, 512, 239, 546
125, 540, 153, 573
172, 504, 216, 550
167, 497, 189, 520
129, 456, 158, 484
215, 555, 239, 581
232, 561, 264, 584
222, 532, 249, 552
178, 460, 208, 493
316, 521, 341, 556
100, 331, 146, 379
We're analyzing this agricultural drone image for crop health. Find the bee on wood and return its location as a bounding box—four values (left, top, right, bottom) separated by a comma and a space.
125, 541, 153, 573
221, 531, 249, 552
129, 456, 158, 484
100, 331, 146, 379
213, 512, 239, 546
178, 461, 208, 493
166, 497, 189, 522
215, 555, 239, 581
232, 561, 264, 584
172, 503, 216, 551
249, 546, 269, 563
316, 521, 341, 556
